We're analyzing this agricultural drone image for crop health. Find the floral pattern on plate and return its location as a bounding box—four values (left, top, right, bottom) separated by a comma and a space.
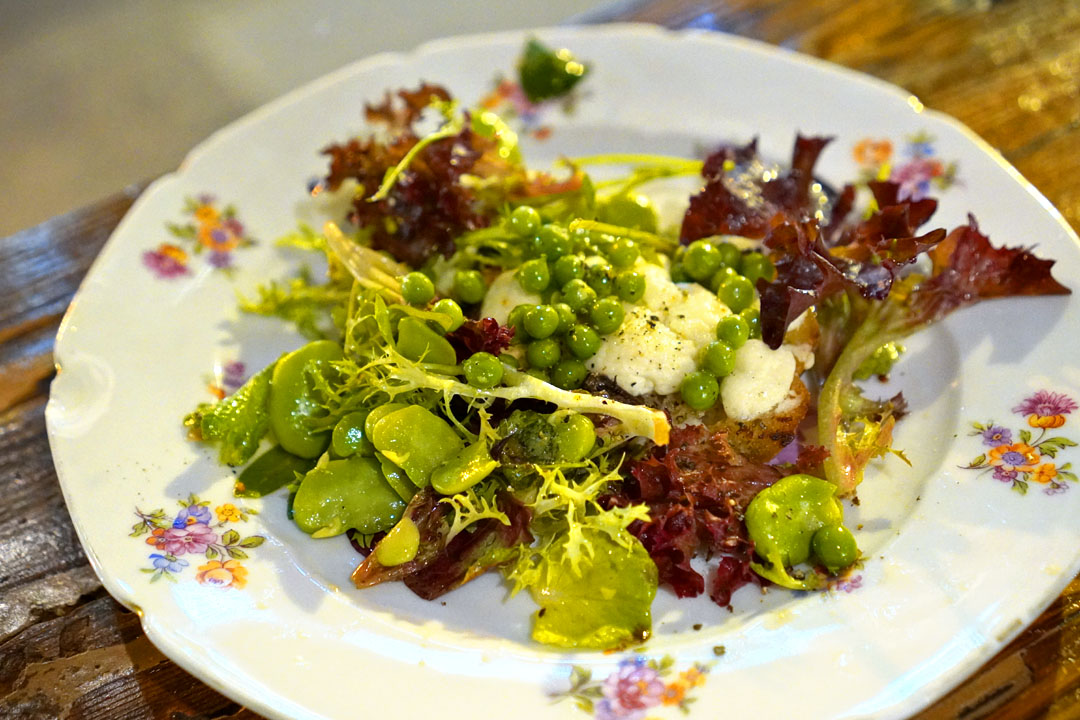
130, 493, 264, 586
144, 194, 255, 277
965, 390, 1079, 495
206, 359, 247, 400
553, 656, 712, 719
853, 131, 958, 200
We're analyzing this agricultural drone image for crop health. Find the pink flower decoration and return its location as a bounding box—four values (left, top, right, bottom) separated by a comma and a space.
1013, 391, 1078, 418
162, 523, 219, 555
599, 658, 664, 717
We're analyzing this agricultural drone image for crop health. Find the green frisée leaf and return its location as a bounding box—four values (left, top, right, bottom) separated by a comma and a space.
184, 363, 275, 466
526, 529, 657, 650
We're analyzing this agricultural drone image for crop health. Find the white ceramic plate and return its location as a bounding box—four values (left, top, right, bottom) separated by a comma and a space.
47, 24, 1080, 720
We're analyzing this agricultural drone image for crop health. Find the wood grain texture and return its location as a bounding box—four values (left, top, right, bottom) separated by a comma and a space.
1, 2, 1079, 718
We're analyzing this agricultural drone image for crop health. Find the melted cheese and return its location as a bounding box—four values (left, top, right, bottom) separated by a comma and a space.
720, 339, 797, 421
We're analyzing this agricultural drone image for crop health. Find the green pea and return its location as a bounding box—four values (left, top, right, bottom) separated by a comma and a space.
716, 315, 750, 348
589, 297, 624, 335
430, 442, 498, 495
370, 406, 464, 487
717, 275, 755, 313
740, 251, 774, 286
566, 324, 602, 359
375, 452, 418, 502
552, 413, 595, 461
463, 351, 503, 388
740, 307, 761, 339
553, 254, 585, 286
292, 456, 405, 537
709, 266, 738, 293
606, 238, 640, 269
716, 241, 742, 270
364, 403, 407, 440
812, 524, 858, 573
745, 473, 847, 590
269, 340, 343, 458
615, 270, 645, 303
509, 205, 541, 237
331, 411, 374, 458
453, 269, 487, 304
374, 517, 420, 566
554, 302, 576, 335
669, 262, 690, 284
431, 298, 464, 332
550, 357, 587, 390
701, 340, 736, 377
538, 225, 571, 259
680, 370, 719, 410
527, 338, 561, 369
585, 259, 614, 297
400, 271, 435, 306
396, 317, 457, 365
597, 192, 658, 232
561, 278, 597, 313
524, 305, 560, 339
684, 239, 722, 282
516, 258, 551, 294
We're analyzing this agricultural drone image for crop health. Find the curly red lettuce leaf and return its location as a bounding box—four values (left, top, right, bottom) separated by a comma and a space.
820, 217, 1070, 494
447, 317, 515, 362
608, 425, 782, 607
759, 181, 947, 350
351, 488, 532, 598
322, 84, 519, 267
681, 135, 832, 243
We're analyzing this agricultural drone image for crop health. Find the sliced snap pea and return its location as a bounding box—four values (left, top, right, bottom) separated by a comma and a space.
234, 445, 317, 498
331, 410, 374, 458
269, 340, 342, 458
396, 317, 457, 365
376, 452, 418, 502
370, 406, 464, 487
292, 456, 405, 537
364, 403, 407, 439
374, 517, 421, 566
745, 473, 848, 590
430, 442, 498, 495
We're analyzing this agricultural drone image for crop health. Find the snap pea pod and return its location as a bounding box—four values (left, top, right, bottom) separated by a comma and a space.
292, 456, 405, 537
376, 452, 418, 502
430, 442, 498, 495
269, 340, 342, 458
233, 445, 317, 498
396, 317, 457, 365
374, 517, 420, 566
745, 473, 858, 590
331, 411, 375, 458
370, 405, 464, 487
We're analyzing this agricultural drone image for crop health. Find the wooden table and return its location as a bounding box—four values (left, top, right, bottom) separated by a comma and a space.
3, 1, 1079, 717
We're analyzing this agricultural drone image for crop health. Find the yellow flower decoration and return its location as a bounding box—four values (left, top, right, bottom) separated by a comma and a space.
196, 559, 248, 589
1032, 463, 1059, 484
661, 681, 687, 705
988, 442, 1040, 472
680, 666, 707, 688
194, 204, 220, 224
216, 503, 243, 523
1028, 413, 1067, 429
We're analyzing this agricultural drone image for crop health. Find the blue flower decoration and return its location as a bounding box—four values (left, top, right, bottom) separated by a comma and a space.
173, 504, 212, 528
149, 553, 189, 573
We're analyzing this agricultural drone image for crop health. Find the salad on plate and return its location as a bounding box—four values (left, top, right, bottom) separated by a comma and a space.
182, 39, 1070, 651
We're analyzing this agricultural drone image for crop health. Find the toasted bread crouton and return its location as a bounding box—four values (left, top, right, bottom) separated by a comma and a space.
707, 374, 810, 463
